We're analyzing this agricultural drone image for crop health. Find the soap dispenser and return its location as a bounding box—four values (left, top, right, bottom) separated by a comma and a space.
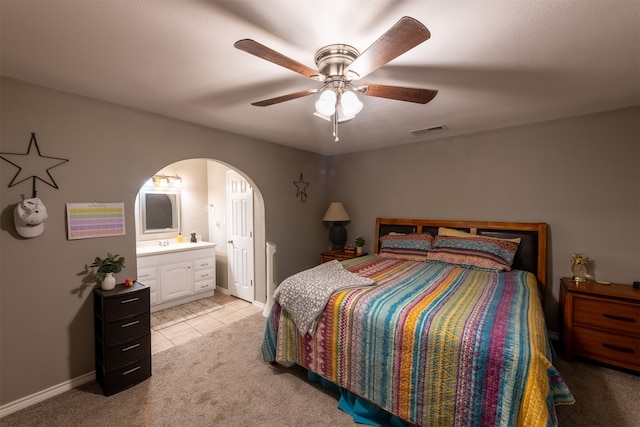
177, 232, 183, 243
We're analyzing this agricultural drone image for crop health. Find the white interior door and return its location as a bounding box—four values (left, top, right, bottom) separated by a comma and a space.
226, 170, 254, 302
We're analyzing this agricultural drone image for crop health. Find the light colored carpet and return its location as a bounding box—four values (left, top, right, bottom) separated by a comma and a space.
151, 296, 223, 330
2, 313, 638, 426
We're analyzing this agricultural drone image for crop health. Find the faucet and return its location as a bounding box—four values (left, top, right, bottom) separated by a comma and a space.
158, 240, 170, 246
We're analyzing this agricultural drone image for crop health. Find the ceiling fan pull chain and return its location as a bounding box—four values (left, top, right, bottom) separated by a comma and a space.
333, 109, 339, 142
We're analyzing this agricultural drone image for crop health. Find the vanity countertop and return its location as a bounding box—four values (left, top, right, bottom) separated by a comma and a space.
136, 241, 216, 257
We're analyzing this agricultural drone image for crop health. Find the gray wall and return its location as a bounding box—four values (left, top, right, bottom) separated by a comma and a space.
326, 106, 640, 332
1, 76, 638, 407
0, 77, 329, 404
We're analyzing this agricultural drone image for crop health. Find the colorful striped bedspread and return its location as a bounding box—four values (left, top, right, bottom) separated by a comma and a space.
262, 255, 574, 426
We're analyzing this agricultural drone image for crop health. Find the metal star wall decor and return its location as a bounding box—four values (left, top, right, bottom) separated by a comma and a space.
293, 172, 309, 203
0, 132, 69, 197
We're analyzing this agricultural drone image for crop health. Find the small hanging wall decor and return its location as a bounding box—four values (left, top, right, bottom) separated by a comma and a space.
293, 172, 309, 203
0, 132, 69, 198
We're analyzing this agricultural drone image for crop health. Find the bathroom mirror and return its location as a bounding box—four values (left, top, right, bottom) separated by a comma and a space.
139, 189, 181, 234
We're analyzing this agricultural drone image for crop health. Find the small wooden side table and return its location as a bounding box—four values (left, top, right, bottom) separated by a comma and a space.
560, 277, 640, 372
320, 249, 367, 264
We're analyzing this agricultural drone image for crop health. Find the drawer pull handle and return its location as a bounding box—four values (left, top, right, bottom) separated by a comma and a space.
602, 343, 635, 354
120, 297, 140, 304
122, 366, 141, 376
122, 343, 140, 352
121, 320, 140, 328
200, 284, 209, 289
200, 273, 209, 278
603, 313, 635, 323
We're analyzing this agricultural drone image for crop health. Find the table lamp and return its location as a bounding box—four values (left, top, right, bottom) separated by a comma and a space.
323, 202, 350, 249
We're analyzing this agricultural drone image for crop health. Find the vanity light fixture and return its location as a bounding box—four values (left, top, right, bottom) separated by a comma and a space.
152, 174, 182, 188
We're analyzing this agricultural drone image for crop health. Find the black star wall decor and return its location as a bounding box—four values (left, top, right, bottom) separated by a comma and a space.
293, 172, 309, 203
0, 132, 69, 198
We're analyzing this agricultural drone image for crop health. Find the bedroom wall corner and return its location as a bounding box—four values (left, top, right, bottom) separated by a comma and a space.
325, 106, 640, 334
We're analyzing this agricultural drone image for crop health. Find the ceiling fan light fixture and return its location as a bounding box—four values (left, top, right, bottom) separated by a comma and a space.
313, 111, 331, 121
315, 89, 337, 116
314, 109, 355, 123
340, 91, 363, 117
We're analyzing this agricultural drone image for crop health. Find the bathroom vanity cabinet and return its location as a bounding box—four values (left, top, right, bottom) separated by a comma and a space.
136, 243, 216, 312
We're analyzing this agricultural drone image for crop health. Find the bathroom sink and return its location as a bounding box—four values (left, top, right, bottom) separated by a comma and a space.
136, 241, 215, 256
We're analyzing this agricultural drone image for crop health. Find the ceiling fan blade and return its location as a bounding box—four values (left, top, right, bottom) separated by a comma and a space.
251, 89, 319, 107
346, 17, 431, 80
234, 39, 323, 80
357, 83, 438, 104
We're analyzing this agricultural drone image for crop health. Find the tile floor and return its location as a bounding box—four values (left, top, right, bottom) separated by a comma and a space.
151, 292, 262, 354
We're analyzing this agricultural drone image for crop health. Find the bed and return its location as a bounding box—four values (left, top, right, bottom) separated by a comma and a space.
262, 218, 574, 426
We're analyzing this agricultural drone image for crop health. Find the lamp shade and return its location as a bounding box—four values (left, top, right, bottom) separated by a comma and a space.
323, 202, 350, 222
340, 91, 363, 117
315, 90, 337, 117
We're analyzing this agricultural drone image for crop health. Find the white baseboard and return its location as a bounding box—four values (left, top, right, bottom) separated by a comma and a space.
0, 371, 95, 418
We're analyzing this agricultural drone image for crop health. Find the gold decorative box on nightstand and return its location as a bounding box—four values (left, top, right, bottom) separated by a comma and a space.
560, 277, 640, 372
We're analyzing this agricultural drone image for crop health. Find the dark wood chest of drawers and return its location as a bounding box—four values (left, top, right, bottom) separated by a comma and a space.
94, 282, 151, 395
560, 277, 640, 372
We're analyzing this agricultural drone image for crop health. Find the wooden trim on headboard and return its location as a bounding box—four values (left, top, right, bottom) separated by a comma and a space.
374, 218, 548, 300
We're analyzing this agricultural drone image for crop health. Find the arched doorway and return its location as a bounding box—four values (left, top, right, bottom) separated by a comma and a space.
135, 158, 266, 309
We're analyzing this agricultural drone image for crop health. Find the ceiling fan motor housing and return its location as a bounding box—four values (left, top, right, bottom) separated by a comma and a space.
314, 44, 360, 81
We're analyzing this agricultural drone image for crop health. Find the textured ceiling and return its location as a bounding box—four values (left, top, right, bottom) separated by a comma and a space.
1, 1, 638, 155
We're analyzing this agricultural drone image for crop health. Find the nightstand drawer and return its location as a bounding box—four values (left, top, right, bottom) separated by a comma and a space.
102, 288, 150, 322
574, 296, 640, 335
97, 356, 152, 396
98, 334, 151, 372
101, 312, 150, 346
573, 325, 640, 369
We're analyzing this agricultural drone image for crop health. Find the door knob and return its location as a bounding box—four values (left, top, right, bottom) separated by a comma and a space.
228, 240, 233, 244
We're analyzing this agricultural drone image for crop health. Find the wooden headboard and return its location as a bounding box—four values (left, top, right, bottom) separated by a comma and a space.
374, 218, 548, 299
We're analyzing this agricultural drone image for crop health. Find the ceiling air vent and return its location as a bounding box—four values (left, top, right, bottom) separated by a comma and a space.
409, 125, 449, 136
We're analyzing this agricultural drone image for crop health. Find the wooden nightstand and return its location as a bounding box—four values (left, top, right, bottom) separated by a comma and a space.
560, 277, 640, 372
320, 249, 367, 264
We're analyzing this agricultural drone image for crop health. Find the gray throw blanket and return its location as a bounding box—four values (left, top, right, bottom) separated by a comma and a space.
273, 260, 375, 335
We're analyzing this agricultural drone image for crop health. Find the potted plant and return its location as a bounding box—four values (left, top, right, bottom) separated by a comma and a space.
90, 253, 125, 290
355, 237, 365, 255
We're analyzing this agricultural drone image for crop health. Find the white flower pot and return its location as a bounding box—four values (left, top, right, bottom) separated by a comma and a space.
101, 272, 116, 290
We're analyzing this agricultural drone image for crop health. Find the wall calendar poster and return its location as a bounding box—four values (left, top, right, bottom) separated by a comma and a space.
66, 202, 126, 240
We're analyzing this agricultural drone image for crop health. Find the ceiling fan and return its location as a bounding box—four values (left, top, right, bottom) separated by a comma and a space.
234, 16, 438, 142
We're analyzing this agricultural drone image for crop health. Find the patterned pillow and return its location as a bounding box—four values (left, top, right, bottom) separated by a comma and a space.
379, 233, 434, 261
426, 235, 519, 271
